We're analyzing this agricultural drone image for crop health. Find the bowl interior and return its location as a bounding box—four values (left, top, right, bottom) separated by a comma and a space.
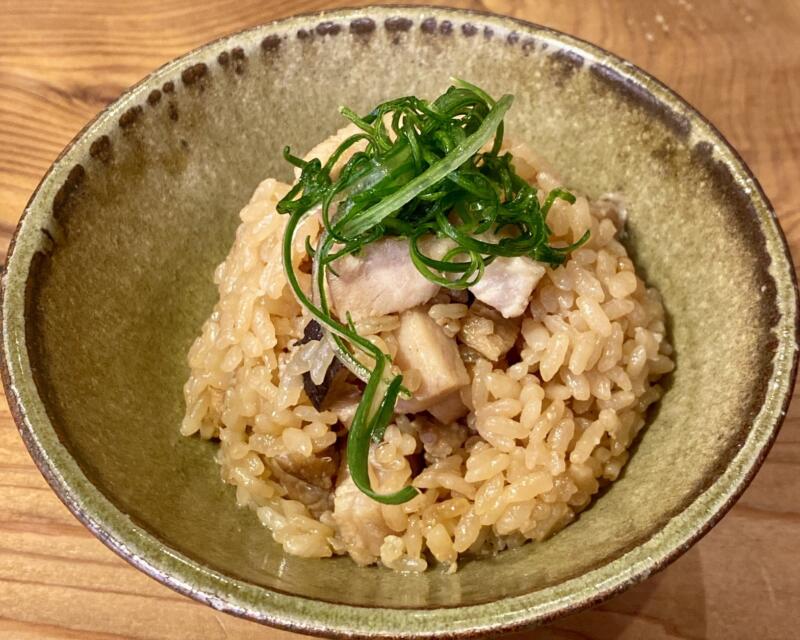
9, 7, 794, 616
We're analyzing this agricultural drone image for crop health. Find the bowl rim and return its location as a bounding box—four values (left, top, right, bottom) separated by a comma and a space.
2, 4, 798, 638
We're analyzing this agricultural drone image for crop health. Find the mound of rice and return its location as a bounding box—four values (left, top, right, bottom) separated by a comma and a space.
181, 134, 673, 572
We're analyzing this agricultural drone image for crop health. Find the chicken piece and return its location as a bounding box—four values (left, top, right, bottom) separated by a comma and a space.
328, 237, 440, 319
427, 391, 469, 425
294, 123, 365, 182
458, 301, 521, 362
333, 470, 392, 566
394, 307, 470, 413
422, 226, 545, 319
468, 256, 546, 318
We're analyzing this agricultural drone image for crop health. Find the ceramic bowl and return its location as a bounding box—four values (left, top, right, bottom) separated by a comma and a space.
2, 6, 797, 638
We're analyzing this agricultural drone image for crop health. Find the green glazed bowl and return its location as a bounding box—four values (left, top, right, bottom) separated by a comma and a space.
2, 6, 797, 638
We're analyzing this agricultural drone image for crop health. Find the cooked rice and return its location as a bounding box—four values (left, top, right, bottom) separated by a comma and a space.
181, 133, 673, 572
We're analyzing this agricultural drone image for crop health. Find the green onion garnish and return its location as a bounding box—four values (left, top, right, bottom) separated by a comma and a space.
278, 80, 588, 504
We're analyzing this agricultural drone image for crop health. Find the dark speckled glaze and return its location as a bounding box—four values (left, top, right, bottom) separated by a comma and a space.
1, 6, 797, 639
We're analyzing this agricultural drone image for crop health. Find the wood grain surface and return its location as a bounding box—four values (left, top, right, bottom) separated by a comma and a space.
1, 1, 799, 638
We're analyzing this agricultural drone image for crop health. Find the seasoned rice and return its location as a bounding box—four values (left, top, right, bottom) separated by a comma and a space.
182, 131, 673, 572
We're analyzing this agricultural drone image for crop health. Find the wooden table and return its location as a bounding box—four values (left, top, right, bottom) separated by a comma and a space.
1, 1, 798, 638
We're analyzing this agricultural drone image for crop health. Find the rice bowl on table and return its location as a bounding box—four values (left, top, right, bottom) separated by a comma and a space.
3, 6, 796, 637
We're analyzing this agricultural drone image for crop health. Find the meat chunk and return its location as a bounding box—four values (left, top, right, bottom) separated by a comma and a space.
420, 227, 545, 319
458, 301, 521, 362
295, 123, 364, 182
427, 391, 469, 424
328, 237, 440, 319
333, 470, 392, 566
468, 256, 546, 318
394, 307, 470, 413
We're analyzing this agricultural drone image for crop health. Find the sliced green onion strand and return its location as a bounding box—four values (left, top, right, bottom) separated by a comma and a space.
333, 94, 513, 239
